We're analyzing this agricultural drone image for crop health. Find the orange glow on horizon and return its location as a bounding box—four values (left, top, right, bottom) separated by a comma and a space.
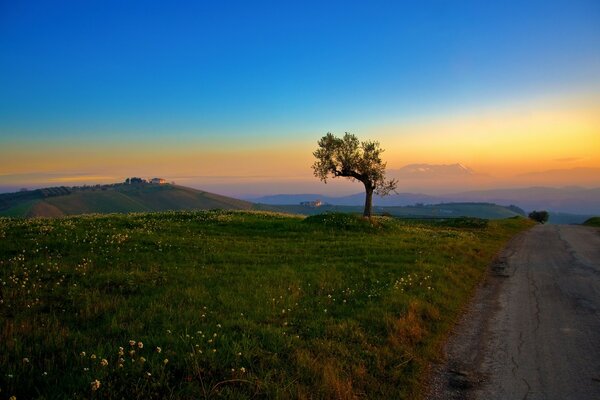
1, 95, 599, 190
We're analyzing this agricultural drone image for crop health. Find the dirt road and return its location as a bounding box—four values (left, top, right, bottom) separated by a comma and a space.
429, 224, 600, 400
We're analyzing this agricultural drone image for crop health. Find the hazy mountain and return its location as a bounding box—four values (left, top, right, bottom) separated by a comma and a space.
251, 186, 600, 215
389, 163, 475, 178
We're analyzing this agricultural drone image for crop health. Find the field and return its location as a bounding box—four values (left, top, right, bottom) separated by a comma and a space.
256, 202, 523, 219
0, 211, 532, 399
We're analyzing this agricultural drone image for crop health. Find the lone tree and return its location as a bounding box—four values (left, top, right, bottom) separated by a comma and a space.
312, 132, 397, 218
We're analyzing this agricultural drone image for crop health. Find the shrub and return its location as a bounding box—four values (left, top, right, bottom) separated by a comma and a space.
528, 210, 549, 224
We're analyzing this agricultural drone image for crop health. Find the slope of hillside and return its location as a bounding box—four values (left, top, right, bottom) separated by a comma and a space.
0, 183, 253, 217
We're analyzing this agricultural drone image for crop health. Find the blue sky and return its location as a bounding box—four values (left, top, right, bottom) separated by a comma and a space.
1, 0, 599, 194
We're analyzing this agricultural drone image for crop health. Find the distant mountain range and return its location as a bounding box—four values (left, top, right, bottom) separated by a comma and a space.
248, 192, 440, 207
249, 186, 600, 215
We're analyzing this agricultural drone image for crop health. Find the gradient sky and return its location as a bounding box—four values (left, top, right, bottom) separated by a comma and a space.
1, 0, 599, 195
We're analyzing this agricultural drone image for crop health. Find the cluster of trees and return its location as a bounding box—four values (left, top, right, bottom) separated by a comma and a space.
125, 177, 146, 184
528, 210, 549, 224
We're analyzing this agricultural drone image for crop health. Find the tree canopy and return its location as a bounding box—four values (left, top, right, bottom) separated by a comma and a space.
528, 210, 549, 224
312, 132, 397, 217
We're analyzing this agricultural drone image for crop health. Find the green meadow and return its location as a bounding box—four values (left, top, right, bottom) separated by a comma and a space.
0, 211, 532, 399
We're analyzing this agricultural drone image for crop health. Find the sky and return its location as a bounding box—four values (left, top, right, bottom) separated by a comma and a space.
1, 0, 599, 196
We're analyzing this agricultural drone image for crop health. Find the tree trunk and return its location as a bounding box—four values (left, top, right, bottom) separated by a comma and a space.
363, 186, 374, 218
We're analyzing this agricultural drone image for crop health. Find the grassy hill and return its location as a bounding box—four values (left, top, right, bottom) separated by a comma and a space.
0, 183, 252, 217
583, 217, 600, 227
256, 202, 524, 219
0, 210, 533, 399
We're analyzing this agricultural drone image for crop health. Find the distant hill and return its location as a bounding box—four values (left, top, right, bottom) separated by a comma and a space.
583, 217, 600, 227
247, 192, 439, 206
251, 185, 600, 216
446, 186, 600, 215
0, 183, 252, 217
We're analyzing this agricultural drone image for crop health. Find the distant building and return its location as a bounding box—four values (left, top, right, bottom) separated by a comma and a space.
150, 178, 167, 184
300, 200, 323, 207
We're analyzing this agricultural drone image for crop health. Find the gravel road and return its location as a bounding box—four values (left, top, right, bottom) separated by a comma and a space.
428, 224, 600, 400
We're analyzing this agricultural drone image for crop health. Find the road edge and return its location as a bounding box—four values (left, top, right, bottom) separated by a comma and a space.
424, 228, 531, 400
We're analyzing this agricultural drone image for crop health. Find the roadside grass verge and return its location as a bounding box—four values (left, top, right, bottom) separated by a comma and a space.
0, 211, 532, 399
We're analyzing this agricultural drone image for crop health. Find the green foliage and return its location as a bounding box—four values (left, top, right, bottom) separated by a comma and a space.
583, 216, 600, 227
528, 210, 549, 224
0, 211, 532, 399
303, 212, 396, 231
312, 132, 397, 217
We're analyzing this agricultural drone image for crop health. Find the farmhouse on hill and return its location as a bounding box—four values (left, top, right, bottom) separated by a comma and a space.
300, 200, 323, 207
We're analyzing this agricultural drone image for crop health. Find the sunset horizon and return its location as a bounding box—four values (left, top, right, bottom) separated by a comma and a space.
1, 1, 599, 197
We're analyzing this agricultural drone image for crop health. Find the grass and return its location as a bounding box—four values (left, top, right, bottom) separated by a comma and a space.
0, 211, 532, 399
0, 199, 38, 217
583, 216, 600, 227
256, 203, 522, 219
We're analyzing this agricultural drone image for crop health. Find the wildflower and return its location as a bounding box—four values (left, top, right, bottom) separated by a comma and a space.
42, 371, 48, 376
137, 341, 143, 349
118, 363, 123, 368
237, 352, 242, 356
80, 351, 86, 357
139, 357, 146, 363
100, 359, 108, 367
129, 350, 135, 356
83, 368, 89, 371
129, 340, 136, 346
240, 367, 246, 373
118, 346, 124, 356
91, 379, 101, 391
22, 357, 30, 363
9, 396, 17, 400
156, 346, 162, 353
146, 372, 151, 377
90, 354, 97, 360
167, 329, 171, 334
163, 358, 169, 364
